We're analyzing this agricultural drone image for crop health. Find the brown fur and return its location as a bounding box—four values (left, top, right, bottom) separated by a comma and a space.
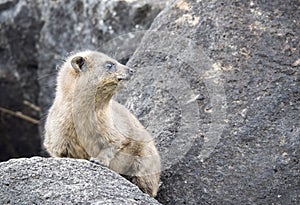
44, 51, 161, 197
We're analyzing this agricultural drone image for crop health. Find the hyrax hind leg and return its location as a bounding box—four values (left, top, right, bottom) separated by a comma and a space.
110, 139, 161, 197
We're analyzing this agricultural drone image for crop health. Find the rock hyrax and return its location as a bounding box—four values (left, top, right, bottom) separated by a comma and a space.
44, 50, 161, 197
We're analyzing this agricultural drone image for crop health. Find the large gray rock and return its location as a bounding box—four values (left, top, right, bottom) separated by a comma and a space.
0, 157, 161, 204
117, 0, 300, 204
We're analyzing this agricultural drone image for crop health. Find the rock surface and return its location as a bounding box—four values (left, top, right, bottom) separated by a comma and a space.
117, 0, 300, 204
0, 157, 161, 205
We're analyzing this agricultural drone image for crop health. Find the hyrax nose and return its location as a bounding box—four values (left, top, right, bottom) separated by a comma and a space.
127, 67, 135, 76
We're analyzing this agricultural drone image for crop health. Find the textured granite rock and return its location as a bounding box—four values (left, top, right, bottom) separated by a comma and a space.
116, 0, 300, 204
0, 157, 161, 204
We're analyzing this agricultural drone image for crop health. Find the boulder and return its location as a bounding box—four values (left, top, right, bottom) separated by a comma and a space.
118, 0, 300, 204
0, 157, 161, 204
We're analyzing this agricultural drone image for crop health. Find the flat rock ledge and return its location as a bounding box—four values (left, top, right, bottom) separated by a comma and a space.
0, 157, 161, 205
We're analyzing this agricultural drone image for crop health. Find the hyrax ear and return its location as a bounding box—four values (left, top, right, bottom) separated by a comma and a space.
71, 56, 86, 73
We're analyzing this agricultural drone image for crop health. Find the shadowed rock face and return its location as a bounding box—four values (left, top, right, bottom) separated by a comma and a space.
0, 0, 42, 161
116, 0, 300, 204
0, 157, 161, 204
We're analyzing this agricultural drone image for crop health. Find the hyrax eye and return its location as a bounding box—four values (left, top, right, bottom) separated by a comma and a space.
104, 62, 116, 72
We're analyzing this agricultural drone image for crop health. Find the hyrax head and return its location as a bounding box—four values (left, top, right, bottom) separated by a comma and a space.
57, 50, 134, 100
70, 50, 134, 82
59, 51, 134, 97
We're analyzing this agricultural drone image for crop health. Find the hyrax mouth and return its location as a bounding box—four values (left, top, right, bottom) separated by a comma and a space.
117, 74, 130, 81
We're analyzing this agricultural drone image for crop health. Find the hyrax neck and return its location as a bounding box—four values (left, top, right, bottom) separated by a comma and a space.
94, 82, 121, 142
57, 76, 121, 149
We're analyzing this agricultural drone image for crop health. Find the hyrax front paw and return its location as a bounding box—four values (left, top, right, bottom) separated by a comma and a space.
89, 157, 108, 167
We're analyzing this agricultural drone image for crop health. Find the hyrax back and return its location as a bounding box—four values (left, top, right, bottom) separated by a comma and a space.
44, 50, 161, 197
